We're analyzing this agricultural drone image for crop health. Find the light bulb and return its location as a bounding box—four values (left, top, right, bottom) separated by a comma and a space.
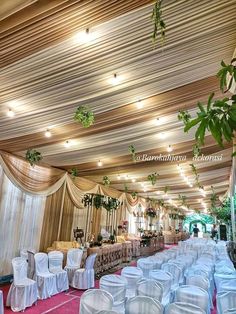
158, 132, 167, 139
136, 100, 144, 109
167, 145, 173, 152
117, 174, 121, 180
111, 73, 121, 85
64, 140, 71, 148
7, 109, 15, 117
132, 178, 136, 183
45, 129, 51, 138
73, 28, 94, 44
125, 175, 129, 180
97, 160, 103, 167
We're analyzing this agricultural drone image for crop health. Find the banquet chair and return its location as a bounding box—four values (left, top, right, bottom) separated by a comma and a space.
0, 290, 3, 314
161, 262, 181, 290
154, 252, 169, 263
48, 251, 69, 292
100, 274, 127, 313
168, 260, 185, 284
64, 248, 83, 285
137, 258, 156, 278
217, 291, 236, 314
146, 256, 162, 269
136, 278, 163, 302
34, 252, 58, 299
6, 257, 38, 312
175, 285, 209, 314
224, 309, 236, 314
165, 302, 206, 314
80, 289, 113, 314
125, 296, 163, 314
214, 273, 236, 292
27, 250, 36, 279
149, 269, 172, 306
121, 266, 143, 298
72, 253, 97, 289
97, 311, 119, 314
20, 249, 28, 260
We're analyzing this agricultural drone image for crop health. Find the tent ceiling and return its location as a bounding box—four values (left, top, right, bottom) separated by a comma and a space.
0, 0, 236, 212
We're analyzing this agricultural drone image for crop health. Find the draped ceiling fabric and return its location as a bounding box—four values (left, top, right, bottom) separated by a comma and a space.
0, 0, 236, 213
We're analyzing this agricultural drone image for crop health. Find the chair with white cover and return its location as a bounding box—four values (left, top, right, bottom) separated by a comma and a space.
80, 289, 113, 314
125, 296, 163, 314
149, 269, 172, 306
97, 311, 119, 314
161, 263, 181, 290
224, 309, 236, 314
27, 250, 35, 279
214, 273, 236, 292
165, 302, 206, 314
0, 290, 4, 314
64, 248, 83, 285
100, 274, 127, 313
217, 291, 236, 314
121, 267, 143, 298
137, 258, 156, 278
72, 253, 97, 289
146, 256, 162, 269
6, 257, 37, 312
136, 279, 163, 303
175, 285, 209, 314
48, 251, 69, 293
34, 252, 57, 299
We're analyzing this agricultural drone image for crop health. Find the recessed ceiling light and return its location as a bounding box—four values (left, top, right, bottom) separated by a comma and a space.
7, 108, 15, 117
73, 28, 94, 44
110, 73, 121, 85
132, 178, 136, 183
158, 132, 168, 139
136, 100, 144, 109
117, 174, 121, 180
45, 129, 51, 138
64, 140, 71, 148
97, 160, 103, 167
167, 145, 173, 152
125, 175, 129, 180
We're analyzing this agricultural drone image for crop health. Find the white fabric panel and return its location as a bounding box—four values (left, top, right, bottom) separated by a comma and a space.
6, 257, 37, 312
0, 166, 46, 276
72, 253, 97, 290
136, 279, 163, 303
100, 274, 127, 313
65, 248, 83, 285
217, 292, 236, 314
34, 253, 58, 299
0, 290, 4, 314
80, 289, 113, 314
48, 251, 69, 292
175, 285, 209, 314
121, 267, 143, 298
125, 296, 163, 314
165, 302, 206, 314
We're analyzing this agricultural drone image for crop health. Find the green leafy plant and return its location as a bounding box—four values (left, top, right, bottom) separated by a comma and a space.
71, 168, 79, 178
193, 143, 201, 157
210, 186, 218, 208
103, 176, 111, 187
93, 194, 104, 209
178, 194, 187, 206
147, 172, 159, 185
74, 106, 95, 128
178, 60, 236, 156
124, 183, 129, 193
157, 199, 164, 207
190, 163, 201, 188
131, 191, 138, 199
164, 186, 169, 195
25, 149, 43, 167
178, 110, 191, 125
128, 144, 136, 162
103, 197, 120, 212
152, 0, 166, 44
97, 233, 103, 243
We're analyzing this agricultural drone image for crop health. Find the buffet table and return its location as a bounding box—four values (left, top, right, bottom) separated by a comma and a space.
140, 236, 164, 256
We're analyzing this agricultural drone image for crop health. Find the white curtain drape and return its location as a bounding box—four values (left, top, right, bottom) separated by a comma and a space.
0, 165, 46, 276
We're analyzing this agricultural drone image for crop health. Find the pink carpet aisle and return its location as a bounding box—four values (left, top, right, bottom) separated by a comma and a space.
0, 247, 218, 314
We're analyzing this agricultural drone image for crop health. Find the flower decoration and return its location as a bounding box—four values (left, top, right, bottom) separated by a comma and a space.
145, 207, 157, 218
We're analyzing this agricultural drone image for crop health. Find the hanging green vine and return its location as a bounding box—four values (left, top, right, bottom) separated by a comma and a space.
74, 106, 95, 128
178, 59, 236, 156
128, 145, 136, 162
178, 194, 187, 206
152, 0, 166, 44
210, 186, 218, 208
124, 183, 129, 193
190, 163, 202, 188
164, 186, 169, 194
25, 149, 43, 167
147, 172, 159, 185
70, 168, 79, 178
131, 191, 138, 199
103, 176, 111, 187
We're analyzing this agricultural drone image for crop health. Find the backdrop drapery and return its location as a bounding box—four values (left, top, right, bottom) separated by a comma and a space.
0, 150, 146, 276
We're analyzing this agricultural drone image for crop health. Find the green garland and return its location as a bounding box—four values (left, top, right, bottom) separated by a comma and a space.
152, 0, 166, 44
147, 172, 159, 186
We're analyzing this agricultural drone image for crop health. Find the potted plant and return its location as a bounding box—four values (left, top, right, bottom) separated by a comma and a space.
109, 234, 115, 244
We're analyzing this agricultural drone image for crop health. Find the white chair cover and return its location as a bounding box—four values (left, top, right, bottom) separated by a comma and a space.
125, 296, 163, 314
34, 252, 57, 299
224, 309, 236, 314
48, 251, 69, 292
161, 263, 181, 290
6, 257, 37, 312
65, 248, 83, 284
72, 253, 97, 289
217, 291, 236, 314
0, 290, 4, 314
175, 285, 209, 314
165, 302, 206, 314
100, 274, 127, 313
146, 256, 162, 269
154, 252, 169, 263
80, 289, 113, 314
136, 279, 163, 302
20, 249, 28, 260
97, 311, 119, 314
149, 269, 172, 306
137, 258, 156, 278
214, 273, 236, 292
121, 267, 143, 298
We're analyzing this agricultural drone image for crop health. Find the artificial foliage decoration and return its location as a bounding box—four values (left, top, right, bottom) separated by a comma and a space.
178, 60, 236, 156
157, 199, 164, 207
71, 168, 79, 178
131, 191, 138, 199
103, 175, 111, 187
210, 186, 218, 209
82, 193, 121, 212
93, 194, 104, 209
164, 186, 169, 195
103, 197, 120, 212
124, 183, 129, 193
128, 144, 136, 162
193, 143, 201, 157
74, 105, 95, 128
145, 207, 157, 218
190, 163, 201, 188
147, 172, 159, 185
25, 149, 43, 167
178, 194, 187, 206
152, 0, 166, 44
209, 197, 231, 223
